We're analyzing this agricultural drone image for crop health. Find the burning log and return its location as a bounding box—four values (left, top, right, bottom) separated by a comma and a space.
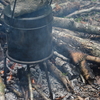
53, 17, 100, 35
47, 60, 74, 93
0, 76, 5, 100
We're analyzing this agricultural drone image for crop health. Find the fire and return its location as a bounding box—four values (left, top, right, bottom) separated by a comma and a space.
0, 71, 4, 74
7, 74, 13, 81
31, 79, 35, 84
7, 59, 10, 63
10, 63, 16, 69
18, 64, 22, 67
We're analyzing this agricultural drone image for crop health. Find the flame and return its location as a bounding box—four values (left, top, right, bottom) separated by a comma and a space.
32, 88, 35, 90
7, 59, 10, 63
32, 79, 35, 84
7, 74, 12, 81
18, 64, 22, 67
0, 71, 4, 74
10, 63, 16, 69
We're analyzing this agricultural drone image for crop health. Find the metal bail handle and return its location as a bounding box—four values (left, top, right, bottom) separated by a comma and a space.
12, 0, 17, 18
48, 0, 52, 5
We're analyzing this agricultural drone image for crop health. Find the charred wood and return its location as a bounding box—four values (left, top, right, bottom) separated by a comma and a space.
52, 34, 95, 82
71, 51, 95, 82
47, 60, 74, 93
53, 51, 80, 80
80, 60, 95, 84
7, 86, 23, 97
27, 66, 33, 100
32, 84, 51, 100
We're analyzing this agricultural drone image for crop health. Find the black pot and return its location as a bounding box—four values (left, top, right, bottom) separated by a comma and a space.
3, 5, 53, 64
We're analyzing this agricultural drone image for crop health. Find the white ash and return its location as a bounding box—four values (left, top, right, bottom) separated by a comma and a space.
5, 92, 17, 100
30, 65, 68, 99
41, 71, 68, 98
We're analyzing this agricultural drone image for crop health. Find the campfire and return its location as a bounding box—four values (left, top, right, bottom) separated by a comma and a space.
0, 0, 100, 100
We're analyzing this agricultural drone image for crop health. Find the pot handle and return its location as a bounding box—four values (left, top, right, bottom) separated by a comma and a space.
0, 0, 10, 6
0, 13, 5, 31
49, 0, 52, 5
0, 14, 10, 33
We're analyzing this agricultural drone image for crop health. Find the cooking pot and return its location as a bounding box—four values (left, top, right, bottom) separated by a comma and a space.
2, 5, 53, 64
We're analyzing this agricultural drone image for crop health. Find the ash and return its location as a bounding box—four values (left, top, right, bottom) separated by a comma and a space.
30, 64, 68, 99
0, 59, 69, 100
0, 57, 99, 100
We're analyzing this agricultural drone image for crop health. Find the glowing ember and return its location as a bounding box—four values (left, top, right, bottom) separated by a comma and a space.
18, 64, 22, 67
31, 79, 35, 84
7, 59, 10, 63
0, 71, 4, 74
7, 74, 13, 81
10, 63, 16, 69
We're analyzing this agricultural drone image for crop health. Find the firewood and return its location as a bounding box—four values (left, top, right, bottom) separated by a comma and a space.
47, 60, 74, 93
52, 2, 80, 17
54, 93, 68, 100
53, 36, 95, 81
80, 1, 97, 9
66, 7, 100, 17
0, 76, 5, 100
32, 84, 51, 100
53, 17, 100, 35
7, 86, 23, 97
86, 55, 100, 63
80, 60, 95, 82
52, 27, 100, 57
68, 51, 100, 64
27, 66, 33, 100
53, 52, 80, 80
54, 51, 68, 61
